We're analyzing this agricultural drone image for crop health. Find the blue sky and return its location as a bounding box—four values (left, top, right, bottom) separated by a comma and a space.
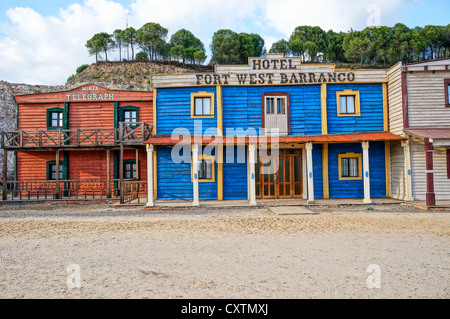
0, 0, 449, 85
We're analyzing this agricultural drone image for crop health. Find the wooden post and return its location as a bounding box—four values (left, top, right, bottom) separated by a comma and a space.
135, 148, 139, 180
2, 150, 7, 200
106, 149, 111, 198
192, 143, 199, 206
55, 149, 60, 199
362, 141, 372, 204
305, 142, 314, 204
401, 140, 413, 201
119, 143, 124, 204
146, 144, 154, 207
248, 143, 257, 206
424, 138, 436, 207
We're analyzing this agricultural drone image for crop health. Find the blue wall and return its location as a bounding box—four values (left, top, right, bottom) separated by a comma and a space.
328, 142, 386, 199
223, 145, 248, 200
222, 85, 322, 136
326, 83, 384, 134
156, 87, 217, 135
156, 145, 217, 200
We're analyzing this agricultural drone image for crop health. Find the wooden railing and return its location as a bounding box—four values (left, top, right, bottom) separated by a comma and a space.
1, 122, 153, 149
4, 179, 122, 201
122, 180, 148, 204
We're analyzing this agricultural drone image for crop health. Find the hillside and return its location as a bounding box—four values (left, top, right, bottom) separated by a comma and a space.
67, 61, 213, 90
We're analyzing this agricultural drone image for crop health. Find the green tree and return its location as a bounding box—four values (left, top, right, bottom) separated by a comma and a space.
169, 29, 205, 63
269, 39, 291, 56
135, 51, 148, 61
422, 25, 444, 59
362, 26, 391, 66
170, 46, 184, 62
210, 29, 240, 65
112, 29, 125, 62
343, 31, 371, 67
136, 22, 168, 62
324, 30, 346, 63
193, 50, 207, 65
238, 33, 265, 64
85, 34, 103, 62
289, 26, 326, 62
388, 23, 411, 63
123, 27, 137, 60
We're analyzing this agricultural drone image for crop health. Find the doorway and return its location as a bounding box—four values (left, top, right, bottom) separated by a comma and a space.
255, 149, 303, 199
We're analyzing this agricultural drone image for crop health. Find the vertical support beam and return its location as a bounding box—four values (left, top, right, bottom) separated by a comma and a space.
322, 143, 329, 199
55, 149, 60, 199
153, 146, 157, 200
305, 142, 314, 204
382, 82, 389, 132
119, 143, 124, 204
135, 148, 139, 180
217, 144, 223, 201
192, 143, 200, 206
2, 150, 7, 200
106, 149, 111, 198
153, 88, 157, 135
321, 83, 328, 135
248, 143, 257, 206
424, 138, 436, 207
385, 141, 391, 198
362, 141, 372, 204
302, 146, 307, 199
146, 144, 154, 207
401, 140, 413, 201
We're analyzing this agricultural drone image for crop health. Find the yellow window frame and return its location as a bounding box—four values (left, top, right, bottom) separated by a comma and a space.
336, 90, 361, 117
191, 91, 215, 118
338, 152, 362, 180
191, 155, 216, 183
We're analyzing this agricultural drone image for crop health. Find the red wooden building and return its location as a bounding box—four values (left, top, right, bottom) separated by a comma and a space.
1, 84, 153, 203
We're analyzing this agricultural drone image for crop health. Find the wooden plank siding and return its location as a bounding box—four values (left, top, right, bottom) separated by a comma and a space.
410, 137, 450, 200
406, 71, 450, 127
18, 103, 65, 131
17, 151, 64, 181
389, 140, 407, 200
387, 62, 405, 136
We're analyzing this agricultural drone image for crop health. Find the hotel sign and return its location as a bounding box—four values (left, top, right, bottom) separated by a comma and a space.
152, 53, 388, 88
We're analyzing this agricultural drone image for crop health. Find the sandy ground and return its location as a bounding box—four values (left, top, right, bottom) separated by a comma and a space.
0, 203, 448, 299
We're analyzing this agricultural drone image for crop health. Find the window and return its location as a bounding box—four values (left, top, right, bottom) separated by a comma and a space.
336, 90, 361, 116
46, 108, 64, 129
124, 160, 137, 179
49, 164, 63, 180
262, 92, 290, 136
192, 155, 215, 182
191, 92, 215, 118
338, 153, 362, 180
444, 79, 450, 108
123, 110, 137, 123
120, 106, 139, 123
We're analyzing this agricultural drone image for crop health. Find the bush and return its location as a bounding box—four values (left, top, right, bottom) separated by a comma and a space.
135, 52, 149, 61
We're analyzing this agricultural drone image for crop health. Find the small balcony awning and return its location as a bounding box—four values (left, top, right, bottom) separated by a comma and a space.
145, 132, 407, 145
405, 128, 450, 146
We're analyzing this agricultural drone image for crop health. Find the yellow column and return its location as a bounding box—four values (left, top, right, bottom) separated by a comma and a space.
382, 83, 388, 132
385, 141, 391, 198
216, 85, 224, 200
321, 83, 328, 135
322, 143, 329, 199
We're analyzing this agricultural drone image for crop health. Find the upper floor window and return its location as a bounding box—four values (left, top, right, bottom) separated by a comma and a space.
262, 92, 290, 136
444, 79, 450, 108
47, 108, 64, 130
191, 92, 215, 118
336, 90, 361, 116
120, 106, 139, 123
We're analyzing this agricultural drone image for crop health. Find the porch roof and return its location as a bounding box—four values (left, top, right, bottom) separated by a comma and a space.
405, 128, 450, 140
145, 132, 406, 145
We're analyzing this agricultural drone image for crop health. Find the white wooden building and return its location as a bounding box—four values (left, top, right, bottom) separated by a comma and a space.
387, 59, 450, 206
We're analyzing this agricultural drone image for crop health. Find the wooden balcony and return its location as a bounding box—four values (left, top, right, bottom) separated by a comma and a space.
0, 122, 153, 150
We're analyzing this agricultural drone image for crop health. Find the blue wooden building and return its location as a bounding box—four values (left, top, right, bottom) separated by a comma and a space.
146, 54, 405, 206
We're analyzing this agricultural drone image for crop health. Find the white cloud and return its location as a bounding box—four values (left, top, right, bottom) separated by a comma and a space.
0, 0, 128, 85
0, 0, 420, 85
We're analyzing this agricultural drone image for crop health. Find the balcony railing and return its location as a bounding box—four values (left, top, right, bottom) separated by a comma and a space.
1, 122, 153, 149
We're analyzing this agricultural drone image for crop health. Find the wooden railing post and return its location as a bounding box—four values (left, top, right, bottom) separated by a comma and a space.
2, 150, 7, 200
55, 149, 60, 199
119, 143, 124, 204
106, 149, 111, 198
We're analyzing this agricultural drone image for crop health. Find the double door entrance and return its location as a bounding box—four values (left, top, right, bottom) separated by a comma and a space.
255, 149, 303, 199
